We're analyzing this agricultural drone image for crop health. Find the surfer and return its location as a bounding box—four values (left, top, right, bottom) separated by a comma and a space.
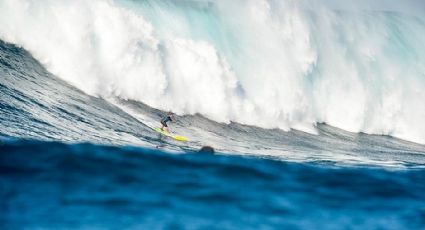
160, 111, 175, 133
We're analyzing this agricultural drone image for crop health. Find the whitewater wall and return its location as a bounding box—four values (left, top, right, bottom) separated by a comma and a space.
1, 0, 424, 143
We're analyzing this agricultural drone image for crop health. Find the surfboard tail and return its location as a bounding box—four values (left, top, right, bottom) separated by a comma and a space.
154, 128, 188, 141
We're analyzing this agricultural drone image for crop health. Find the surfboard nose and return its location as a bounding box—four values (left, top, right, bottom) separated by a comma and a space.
174, 135, 188, 141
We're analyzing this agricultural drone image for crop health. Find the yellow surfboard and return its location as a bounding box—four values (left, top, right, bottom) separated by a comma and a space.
154, 128, 188, 141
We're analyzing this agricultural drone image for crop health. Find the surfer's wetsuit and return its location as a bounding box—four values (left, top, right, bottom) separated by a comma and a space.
161, 115, 172, 127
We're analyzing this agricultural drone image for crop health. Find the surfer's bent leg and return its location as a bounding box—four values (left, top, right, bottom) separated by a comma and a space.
161, 121, 169, 132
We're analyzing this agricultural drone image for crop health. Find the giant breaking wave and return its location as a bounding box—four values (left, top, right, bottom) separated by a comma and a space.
1, 0, 424, 143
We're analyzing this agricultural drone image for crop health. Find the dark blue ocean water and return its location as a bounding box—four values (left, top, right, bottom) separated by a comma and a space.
1, 140, 425, 229
1, 36, 425, 229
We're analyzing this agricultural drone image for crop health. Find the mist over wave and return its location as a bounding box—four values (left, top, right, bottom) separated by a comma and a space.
1, 0, 425, 143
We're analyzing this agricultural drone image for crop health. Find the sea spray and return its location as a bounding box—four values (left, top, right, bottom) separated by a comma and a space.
1, 0, 424, 143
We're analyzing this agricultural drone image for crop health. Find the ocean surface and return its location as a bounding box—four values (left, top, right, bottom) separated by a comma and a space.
1, 0, 425, 229
2, 140, 425, 229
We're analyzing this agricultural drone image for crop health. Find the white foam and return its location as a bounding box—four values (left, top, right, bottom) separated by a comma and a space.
1, 0, 424, 144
